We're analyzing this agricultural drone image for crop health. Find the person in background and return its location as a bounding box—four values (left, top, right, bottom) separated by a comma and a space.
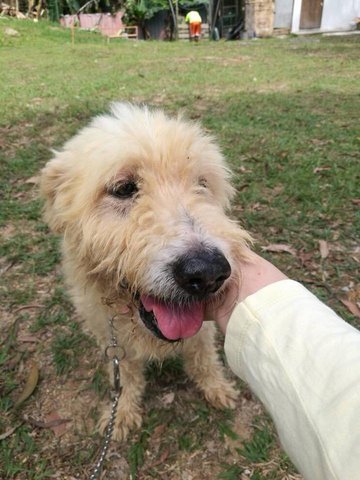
185, 10, 202, 42
208, 248, 360, 480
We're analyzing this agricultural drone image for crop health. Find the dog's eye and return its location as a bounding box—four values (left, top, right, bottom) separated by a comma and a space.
198, 177, 208, 188
110, 181, 138, 199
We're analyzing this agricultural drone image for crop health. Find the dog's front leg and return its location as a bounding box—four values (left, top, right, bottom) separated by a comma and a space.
182, 322, 238, 409
98, 356, 145, 441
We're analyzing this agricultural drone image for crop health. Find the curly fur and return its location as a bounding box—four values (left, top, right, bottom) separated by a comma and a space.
40, 103, 251, 440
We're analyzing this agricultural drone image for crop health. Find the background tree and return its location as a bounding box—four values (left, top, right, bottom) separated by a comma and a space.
122, 0, 168, 38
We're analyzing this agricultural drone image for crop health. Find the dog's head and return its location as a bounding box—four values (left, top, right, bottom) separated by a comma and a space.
41, 103, 251, 341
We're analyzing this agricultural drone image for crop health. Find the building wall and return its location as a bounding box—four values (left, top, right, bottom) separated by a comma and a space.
292, 0, 360, 32
274, 0, 293, 29
60, 12, 124, 37
245, 0, 274, 37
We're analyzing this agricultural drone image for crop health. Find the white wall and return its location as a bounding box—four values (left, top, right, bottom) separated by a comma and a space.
292, 0, 360, 32
274, 0, 294, 28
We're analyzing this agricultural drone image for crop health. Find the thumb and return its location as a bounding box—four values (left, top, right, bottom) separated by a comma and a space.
205, 279, 240, 334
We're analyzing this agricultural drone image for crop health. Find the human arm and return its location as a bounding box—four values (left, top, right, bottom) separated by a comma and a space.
212, 253, 360, 480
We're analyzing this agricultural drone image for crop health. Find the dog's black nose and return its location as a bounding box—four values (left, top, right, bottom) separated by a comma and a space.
173, 248, 231, 297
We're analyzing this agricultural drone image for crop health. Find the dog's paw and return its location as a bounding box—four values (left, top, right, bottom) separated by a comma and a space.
97, 404, 143, 441
112, 407, 143, 441
204, 381, 239, 409
97, 407, 114, 437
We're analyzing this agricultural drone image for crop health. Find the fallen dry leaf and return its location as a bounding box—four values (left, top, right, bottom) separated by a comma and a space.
261, 244, 297, 256
298, 251, 314, 268
17, 334, 39, 343
152, 423, 167, 440
14, 362, 39, 407
348, 286, 360, 304
313, 166, 331, 173
12, 304, 42, 314
44, 412, 71, 436
0, 423, 23, 440
25, 175, 40, 185
161, 392, 175, 406
25, 413, 71, 437
271, 185, 284, 196
6, 352, 22, 369
249, 202, 263, 211
310, 139, 333, 146
237, 166, 252, 174
0, 260, 14, 275
340, 299, 360, 319
148, 448, 170, 469
319, 240, 329, 259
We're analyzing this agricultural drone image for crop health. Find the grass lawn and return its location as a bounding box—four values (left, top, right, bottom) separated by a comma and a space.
0, 17, 359, 480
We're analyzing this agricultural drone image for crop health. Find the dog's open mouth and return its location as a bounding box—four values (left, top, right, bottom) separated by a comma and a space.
139, 295, 205, 342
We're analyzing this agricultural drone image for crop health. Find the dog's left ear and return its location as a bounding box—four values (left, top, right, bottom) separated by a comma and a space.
40, 153, 74, 234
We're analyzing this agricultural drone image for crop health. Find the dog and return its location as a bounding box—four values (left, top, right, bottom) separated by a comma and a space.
40, 103, 251, 440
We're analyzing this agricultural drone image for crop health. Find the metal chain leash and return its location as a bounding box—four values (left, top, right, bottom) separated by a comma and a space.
89, 316, 124, 480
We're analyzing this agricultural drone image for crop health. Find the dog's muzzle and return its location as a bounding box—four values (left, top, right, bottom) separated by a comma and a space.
138, 248, 231, 342
172, 248, 231, 298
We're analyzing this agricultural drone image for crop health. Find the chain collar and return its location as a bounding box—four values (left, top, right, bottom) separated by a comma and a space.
89, 316, 124, 480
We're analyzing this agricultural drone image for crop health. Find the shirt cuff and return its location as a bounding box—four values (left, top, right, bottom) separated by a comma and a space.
224, 279, 313, 378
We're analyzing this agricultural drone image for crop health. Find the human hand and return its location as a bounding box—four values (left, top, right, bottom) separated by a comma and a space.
207, 250, 288, 334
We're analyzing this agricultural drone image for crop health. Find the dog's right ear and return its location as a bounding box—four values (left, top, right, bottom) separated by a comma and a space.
40, 153, 73, 234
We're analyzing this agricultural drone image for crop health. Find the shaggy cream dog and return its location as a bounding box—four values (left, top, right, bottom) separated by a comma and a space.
40, 103, 251, 440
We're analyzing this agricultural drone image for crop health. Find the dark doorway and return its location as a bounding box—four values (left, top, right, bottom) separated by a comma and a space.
212, 0, 244, 38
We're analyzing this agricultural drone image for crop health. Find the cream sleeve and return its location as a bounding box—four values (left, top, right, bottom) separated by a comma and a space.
224, 279, 360, 480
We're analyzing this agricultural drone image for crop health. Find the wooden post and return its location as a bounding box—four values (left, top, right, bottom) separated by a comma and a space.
71, 16, 75, 47
175, 0, 179, 39
167, 0, 177, 40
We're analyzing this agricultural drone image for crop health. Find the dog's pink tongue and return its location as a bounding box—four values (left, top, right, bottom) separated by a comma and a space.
141, 296, 205, 340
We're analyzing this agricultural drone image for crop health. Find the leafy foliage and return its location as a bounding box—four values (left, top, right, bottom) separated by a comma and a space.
47, 0, 61, 21
13, 0, 208, 26
122, 0, 168, 25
